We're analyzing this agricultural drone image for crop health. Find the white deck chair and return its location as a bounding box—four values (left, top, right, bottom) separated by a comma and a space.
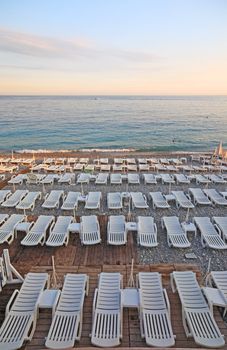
110, 173, 122, 184
149, 192, 170, 209
174, 173, 190, 184
127, 164, 138, 171
107, 192, 122, 210
171, 271, 225, 348
137, 216, 158, 247
137, 272, 175, 347
41, 174, 59, 185
61, 191, 80, 210
194, 217, 227, 249
0, 272, 49, 350
203, 189, 227, 206
130, 192, 148, 209
16, 191, 41, 211
138, 164, 149, 171
161, 216, 191, 248
46, 216, 73, 247
0, 214, 9, 226
138, 158, 147, 164
206, 271, 227, 306
188, 188, 212, 205
42, 190, 65, 209
128, 173, 140, 184
45, 273, 89, 349
0, 190, 11, 204
112, 164, 123, 172
172, 191, 194, 209
74, 163, 84, 171
77, 173, 90, 184
26, 173, 45, 184
91, 272, 122, 347
160, 173, 175, 184
58, 172, 74, 184
21, 215, 55, 246
85, 192, 102, 209
80, 216, 101, 245
0, 214, 25, 244
143, 173, 157, 184
195, 174, 211, 184
100, 164, 111, 172
95, 173, 109, 185
207, 174, 225, 184
107, 216, 126, 245
213, 217, 227, 241
114, 158, 124, 164
1, 190, 28, 208
126, 158, 136, 164
8, 174, 26, 185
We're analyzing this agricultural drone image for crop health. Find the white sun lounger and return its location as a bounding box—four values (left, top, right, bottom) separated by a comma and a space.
112, 164, 123, 172
45, 273, 89, 349
128, 173, 140, 184
203, 189, 227, 206
207, 174, 226, 184
126, 158, 136, 164
161, 216, 191, 248
74, 163, 84, 171
26, 173, 45, 184
85, 192, 102, 209
80, 216, 101, 245
171, 271, 225, 348
137, 216, 158, 247
212, 217, 227, 241
107, 215, 126, 245
8, 174, 26, 185
188, 188, 212, 205
100, 164, 111, 171
130, 192, 148, 209
42, 190, 65, 209
41, 174, 59, 185
195, 174, 211, 184
138, 164, 149, 171
0, 272, 49, 350
149, 192, 170, 209
1, 190, 28, 208
127, 164, 138, 171
160, 173, 175, 184
143, 173, 157, 184
137, 272, 175, 347
16, 191, 41, 211
21, 215, 55, 246
0, 214, 25, 245
194, 217, 227, 249
58, 172, 74, 184
107, 192, 123, 210
0, 214, 9, 226
114, 158, 124, 164
61, 191, 80, 210
95, 173, 109, 185
171, 191, 194, 209
91, 272, 122, 347
0, 190, 11, 204
46, 216, 73, 247
206, 271, 227, 307
77, 173, 90, 184
174, 173, 190, 184
110, 173, 122, 185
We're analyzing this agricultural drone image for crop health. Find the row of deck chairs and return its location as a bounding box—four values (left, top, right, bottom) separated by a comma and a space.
0, 270, 226, 349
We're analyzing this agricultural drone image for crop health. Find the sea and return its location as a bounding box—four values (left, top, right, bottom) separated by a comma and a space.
0, 95, 226, 152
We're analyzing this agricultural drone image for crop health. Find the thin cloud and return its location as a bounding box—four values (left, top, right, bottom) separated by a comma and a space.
0, 27, 160, 63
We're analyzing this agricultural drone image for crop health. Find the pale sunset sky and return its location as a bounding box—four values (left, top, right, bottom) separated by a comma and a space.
0, 0, 226, 95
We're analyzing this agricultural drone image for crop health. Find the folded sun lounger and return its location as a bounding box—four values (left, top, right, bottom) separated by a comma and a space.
45, 273, 89, 349
137, 272, 175, 347
107, 215, 127, 245
171, 271, 225, 348
91, 272, 122, 347
137, 216, 158, 247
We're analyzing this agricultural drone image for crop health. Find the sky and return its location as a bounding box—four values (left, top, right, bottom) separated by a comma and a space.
0, 0, 227, 95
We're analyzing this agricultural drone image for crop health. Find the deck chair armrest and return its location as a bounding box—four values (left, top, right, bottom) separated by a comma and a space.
92, 288, 98, 316
170, 273, 176, 293
142, 194, 147, 204
205, 273, 212, 287
185, 193, 191, 200
44, 193, 49, 200
213, 224, 222, 236
5, 289, 19, 316
49, 220, 56, 233
163, 288, 171, 318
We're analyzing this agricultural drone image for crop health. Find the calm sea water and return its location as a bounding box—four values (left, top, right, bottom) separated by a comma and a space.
0, 96, 226, 152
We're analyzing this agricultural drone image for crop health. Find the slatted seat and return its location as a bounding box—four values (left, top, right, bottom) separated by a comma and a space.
45, 274, 88, 349
85, 192, 102, 209
137, 216, 158, 247
16, 191, 41, 211
161, 216, 191, 248
42, 190, 65, 209
189, 188, 212, 205
130, 192, 148, 209
194, 217, 227, 249
203, 189, 227, 206
149, 192, 170, 209
107, 215, 126, 245
80, 215, 101, 245
61, 191, 80, 210
46, 216, 73, 246
107, 192, 122, 209
213, 216, 227, 241
21, 215, 55, 246
91, 272, 122, 347
172, 191, 194, 209
171, 271, 225, 348
137, 272, 175, 347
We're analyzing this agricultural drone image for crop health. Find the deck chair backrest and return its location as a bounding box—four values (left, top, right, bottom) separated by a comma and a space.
96, 273, 121, 310
138, 272, 166, 310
